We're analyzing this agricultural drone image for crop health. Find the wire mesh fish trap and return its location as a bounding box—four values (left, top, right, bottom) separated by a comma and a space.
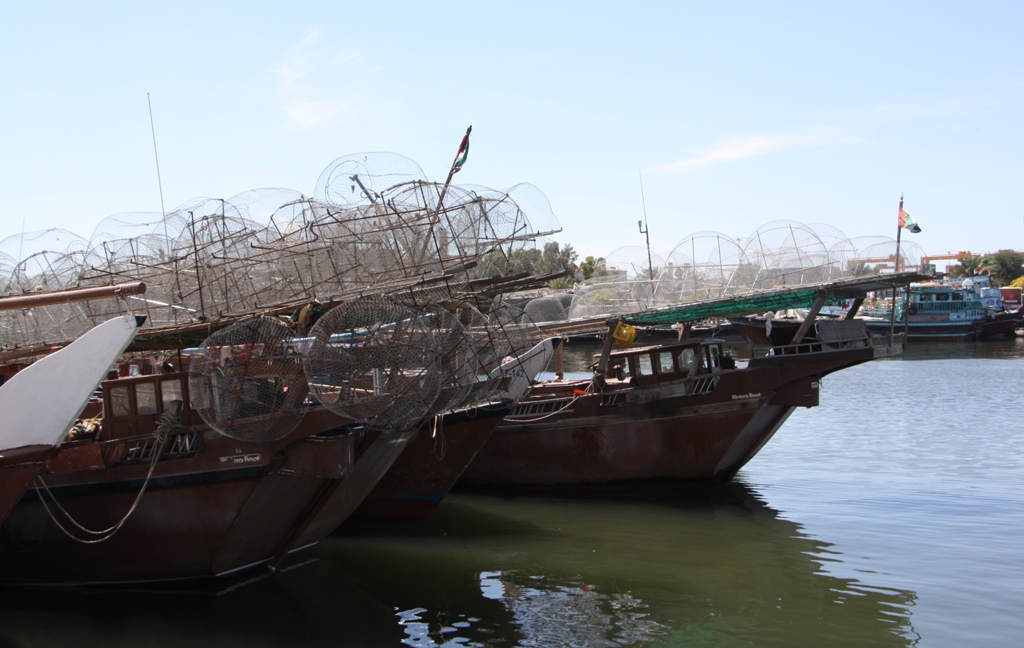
456, 299, 538, 407
418, 304, 476, 416
0, 152, 562, 353
188, 316, 309, 443
303, 295, 442, 431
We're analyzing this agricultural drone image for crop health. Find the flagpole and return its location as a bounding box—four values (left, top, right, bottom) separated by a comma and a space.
434, 125, 472, 217
888, 194, 904, 344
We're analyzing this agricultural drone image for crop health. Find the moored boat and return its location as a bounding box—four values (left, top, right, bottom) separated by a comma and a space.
460, 275, 913, 490
0, 309, 427, 584
860, 275, 1021, 342
1, 293, 551, 582
0, 357, 373, 584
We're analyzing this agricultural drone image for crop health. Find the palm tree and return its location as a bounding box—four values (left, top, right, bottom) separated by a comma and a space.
947, 255, 991, 279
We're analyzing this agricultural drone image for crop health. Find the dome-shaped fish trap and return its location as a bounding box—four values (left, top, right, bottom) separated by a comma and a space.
303, 296, 442, 430
457, 299, 538, 408
188, 316, 310, 443
419, 305, 476, 416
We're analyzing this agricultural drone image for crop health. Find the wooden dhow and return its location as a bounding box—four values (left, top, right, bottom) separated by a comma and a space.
460, 274, 920, 489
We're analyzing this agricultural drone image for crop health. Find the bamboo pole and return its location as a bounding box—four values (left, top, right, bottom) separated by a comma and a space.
0, 282, 146, 311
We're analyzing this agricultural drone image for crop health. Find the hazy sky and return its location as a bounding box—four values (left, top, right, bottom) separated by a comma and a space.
2, 1, 1022, 266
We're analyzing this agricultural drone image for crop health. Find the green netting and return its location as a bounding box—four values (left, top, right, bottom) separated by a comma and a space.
622, 289, 820, 326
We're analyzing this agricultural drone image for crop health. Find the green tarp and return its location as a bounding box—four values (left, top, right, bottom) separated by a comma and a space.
622, 289, 821, 326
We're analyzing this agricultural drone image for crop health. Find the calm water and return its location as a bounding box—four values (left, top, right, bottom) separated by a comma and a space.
2, 339, 1023, 647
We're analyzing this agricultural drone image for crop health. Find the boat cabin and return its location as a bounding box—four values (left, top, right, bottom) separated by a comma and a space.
607, 339, 732, 388
101, 372, 196, 441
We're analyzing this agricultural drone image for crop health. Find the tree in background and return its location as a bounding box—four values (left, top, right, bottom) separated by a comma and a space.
534, 242, 578, 277
947, 254, 991, 279
578, 255, 607, 281
986, 250, 1024, 286
481, 241, 579, 288
483, 247, 540, 276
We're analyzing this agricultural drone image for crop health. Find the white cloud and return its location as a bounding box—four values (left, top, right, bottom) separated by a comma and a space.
650, 128, 855, 174
272, 29, 363, 131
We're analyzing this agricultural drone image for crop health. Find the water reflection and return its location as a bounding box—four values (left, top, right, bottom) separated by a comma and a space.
327, 482, 919, 647
0, 559, 411, 647
901, 335, 1024, 360
0, 482, 918, 647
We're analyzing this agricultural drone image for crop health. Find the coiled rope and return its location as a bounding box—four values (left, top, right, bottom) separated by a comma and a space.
33, 409, 184, 544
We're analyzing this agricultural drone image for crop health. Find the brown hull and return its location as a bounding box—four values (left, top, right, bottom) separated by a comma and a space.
0, 403, 424, 584
281, 427, 417, 549
0, 445, 55, 527
352, 405, 510, 519
461, 345, 885, 489
0, 420, 356, 584
979, 311, 1022, 338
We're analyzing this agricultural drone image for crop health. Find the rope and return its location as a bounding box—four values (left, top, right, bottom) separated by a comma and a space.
429, 414, 447, 460
33, 411, 179, 544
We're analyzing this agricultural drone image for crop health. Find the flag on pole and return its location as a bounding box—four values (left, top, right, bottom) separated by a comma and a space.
452, 125, 472, 174
898, 199, 921, 233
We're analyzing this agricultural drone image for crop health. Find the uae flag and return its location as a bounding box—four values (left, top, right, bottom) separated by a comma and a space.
898, 202, 921, 233
452, 125, 472, 174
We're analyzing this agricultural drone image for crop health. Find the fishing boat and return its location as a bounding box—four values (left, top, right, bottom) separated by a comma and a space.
0, 143, 571, 580
0, 342, 374, 584
0, 303, 436, 584
860, 275, 1021, 342
459, 275, 914, 489
1, 297, 555, 581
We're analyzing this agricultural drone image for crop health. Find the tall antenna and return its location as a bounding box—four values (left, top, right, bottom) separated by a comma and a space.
638, 171, 654, 281
147, 93, 167, 218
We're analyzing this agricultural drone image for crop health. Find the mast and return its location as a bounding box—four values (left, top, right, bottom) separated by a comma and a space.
888, 194, 904, 344
434, 125, 472, 217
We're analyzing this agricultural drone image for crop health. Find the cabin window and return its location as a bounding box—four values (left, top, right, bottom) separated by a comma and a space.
136, 382, 158, 415
161, 378, 183, 411
636, 354, 654, 376
952, 293, 964, 301
109, 385, 131, 417
704, 345, 721, 371
657, 351, 675, 374
936, 293, 950, 302
918, 294, 931, 302
678, 348, 695, 371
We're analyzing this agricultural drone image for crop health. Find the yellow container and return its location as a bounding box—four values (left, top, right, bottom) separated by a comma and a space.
612, 321, 637, 348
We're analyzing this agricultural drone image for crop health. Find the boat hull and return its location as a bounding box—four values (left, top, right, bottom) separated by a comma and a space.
862, 311, 1021, 342
0, 426, 356, 584
460, 346, 881, 489
0, 403, 424, 585
353, 405, 510, 519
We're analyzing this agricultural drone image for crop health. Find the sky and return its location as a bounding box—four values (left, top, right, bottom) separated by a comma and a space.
2, 1, 1023, 270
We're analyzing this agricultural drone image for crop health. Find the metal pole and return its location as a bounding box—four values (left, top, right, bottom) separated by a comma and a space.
888, 194, 904, 345
434, 125, 472, 216
638, 171, 654, 281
